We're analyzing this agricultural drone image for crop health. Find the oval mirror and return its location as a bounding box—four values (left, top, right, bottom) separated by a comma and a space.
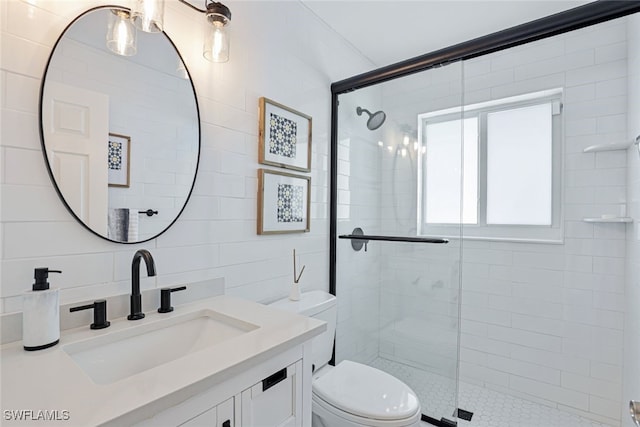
40, 6, 200, 243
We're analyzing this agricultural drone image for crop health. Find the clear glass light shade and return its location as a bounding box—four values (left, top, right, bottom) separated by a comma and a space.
131, 0, 165, 33
106, 10, 137, 57
203, 22, 230, 63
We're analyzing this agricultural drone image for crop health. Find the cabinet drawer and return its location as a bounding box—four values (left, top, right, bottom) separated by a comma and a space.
241, 361, 302, 427
177, 397, 235, 427
180, 407, 216, 427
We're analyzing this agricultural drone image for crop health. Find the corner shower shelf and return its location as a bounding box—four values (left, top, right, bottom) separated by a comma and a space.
582, 217, 633, 223
582, 142, 632, 153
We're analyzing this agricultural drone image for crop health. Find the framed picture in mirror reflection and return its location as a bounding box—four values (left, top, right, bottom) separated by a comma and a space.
258, 97, 312, 172
108, 133, 131, 188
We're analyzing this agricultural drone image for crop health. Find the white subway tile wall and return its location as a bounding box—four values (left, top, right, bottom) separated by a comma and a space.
464, 20, 629, 424
624, 12, 640, 427
0, 0, 373, 311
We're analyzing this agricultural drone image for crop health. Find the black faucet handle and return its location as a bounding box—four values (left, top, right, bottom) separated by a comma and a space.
158, 286, 187, 313
70, 300, 110, 329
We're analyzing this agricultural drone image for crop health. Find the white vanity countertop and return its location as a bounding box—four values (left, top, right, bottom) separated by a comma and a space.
0, 295, 325, 426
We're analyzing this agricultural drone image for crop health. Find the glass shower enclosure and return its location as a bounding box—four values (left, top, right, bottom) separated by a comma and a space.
331, 61, 465, 424
329, 4, 640, 426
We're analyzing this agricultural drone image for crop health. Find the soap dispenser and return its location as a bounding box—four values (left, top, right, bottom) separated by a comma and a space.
22, 268, 62, 351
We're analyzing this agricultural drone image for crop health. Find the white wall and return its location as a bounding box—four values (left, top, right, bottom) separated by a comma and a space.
0, 0, 372, 311
623, 12, 640, 427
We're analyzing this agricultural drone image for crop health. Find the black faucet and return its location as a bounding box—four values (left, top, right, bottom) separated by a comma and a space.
128, 249, 156, 320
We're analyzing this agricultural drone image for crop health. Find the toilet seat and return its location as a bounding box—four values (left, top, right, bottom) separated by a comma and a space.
312, 361, 420, 425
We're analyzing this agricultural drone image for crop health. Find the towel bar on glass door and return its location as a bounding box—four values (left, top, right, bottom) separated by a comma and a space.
338, 234, 449, 244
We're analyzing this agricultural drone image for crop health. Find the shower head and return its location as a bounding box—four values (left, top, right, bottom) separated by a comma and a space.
356, 106, 386, 130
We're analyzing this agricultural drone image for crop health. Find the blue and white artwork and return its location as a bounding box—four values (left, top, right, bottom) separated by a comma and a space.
277, 183, 304, 223
269, 113, 297, 158
108, 140, 123, 170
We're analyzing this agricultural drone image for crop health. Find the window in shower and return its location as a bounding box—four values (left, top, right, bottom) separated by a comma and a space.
418, 89, 563, 242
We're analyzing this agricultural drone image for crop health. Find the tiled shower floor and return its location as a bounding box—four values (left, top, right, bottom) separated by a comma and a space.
370, 358, 614, 427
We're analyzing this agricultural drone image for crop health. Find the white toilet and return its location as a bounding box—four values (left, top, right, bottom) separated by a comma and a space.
270, 291, 421, 427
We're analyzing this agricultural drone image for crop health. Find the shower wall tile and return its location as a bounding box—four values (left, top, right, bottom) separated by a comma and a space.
588, 396, 623, 420
624, 13, 640, 427
487, 354, 561, 385
565, 83, 596, 103
564, 19, 625, 50
509, 376, 590, 411
562, 372, 622, 401
511, 344, 591, 376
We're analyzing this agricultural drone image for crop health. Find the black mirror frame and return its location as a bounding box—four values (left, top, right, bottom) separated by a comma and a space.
38, 5, 201, 245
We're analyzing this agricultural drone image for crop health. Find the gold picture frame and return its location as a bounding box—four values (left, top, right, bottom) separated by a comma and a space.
257, 168, 311, 234
108, 132, 131, 188
258, 97, 312, 172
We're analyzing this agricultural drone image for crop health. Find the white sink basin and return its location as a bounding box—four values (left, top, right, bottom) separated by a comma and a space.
63, 309, 259, 384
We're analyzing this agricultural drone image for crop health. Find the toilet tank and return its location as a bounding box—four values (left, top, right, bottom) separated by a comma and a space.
269, 291, 336, 371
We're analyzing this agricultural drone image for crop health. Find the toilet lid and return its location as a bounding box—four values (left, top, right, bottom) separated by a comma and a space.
312, 361, 420, 421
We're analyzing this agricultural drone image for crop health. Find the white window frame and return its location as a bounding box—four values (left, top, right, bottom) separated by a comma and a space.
417, 89, 564, 243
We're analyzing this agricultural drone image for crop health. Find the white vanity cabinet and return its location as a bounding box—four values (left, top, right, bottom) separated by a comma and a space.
241, 360, 302, 427
132, 345, 309, 427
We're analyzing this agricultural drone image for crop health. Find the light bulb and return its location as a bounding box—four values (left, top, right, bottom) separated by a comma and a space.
403, 135, 410, 146
106, 10, 137, 57
204, 21, 230, 63
401, 148, 407, 157
413, 141, 418, 151
378, 141, 384, 147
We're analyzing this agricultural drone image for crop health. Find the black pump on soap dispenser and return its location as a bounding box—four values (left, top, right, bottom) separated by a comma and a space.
22, 268, 62, 351
33, 268, 62, 291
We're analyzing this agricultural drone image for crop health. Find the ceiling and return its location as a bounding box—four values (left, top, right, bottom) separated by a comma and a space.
301, 1, 595, 67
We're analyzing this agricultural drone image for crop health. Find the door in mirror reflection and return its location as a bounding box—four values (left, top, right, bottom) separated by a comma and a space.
42, 82, 110, 233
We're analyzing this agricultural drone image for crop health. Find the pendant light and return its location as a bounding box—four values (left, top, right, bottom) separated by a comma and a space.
177, 0, 232, 63
106, 9, 137, 57
203, 2, 231, 63
131, 0, 165, 33
113, 0, 233, 63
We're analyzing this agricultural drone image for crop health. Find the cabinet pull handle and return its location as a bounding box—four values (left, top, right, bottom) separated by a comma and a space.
222, 420, 231, 427
262, 367, 287, 392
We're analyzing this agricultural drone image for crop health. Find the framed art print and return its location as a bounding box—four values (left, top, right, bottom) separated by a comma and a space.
108, 133, 131, 187
259, 97, 312, 172
258, 168, 310, 234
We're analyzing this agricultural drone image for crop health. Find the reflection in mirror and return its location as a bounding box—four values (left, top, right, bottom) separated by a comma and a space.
40, 7, 200, 244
